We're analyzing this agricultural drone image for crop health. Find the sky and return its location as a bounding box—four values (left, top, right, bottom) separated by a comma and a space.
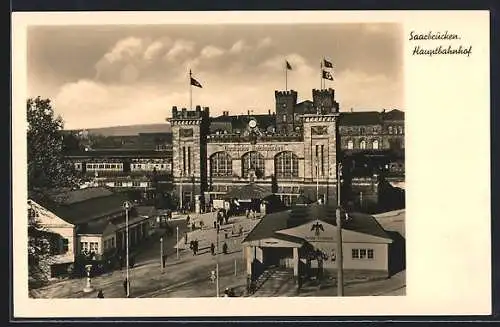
28, 23, 404, 129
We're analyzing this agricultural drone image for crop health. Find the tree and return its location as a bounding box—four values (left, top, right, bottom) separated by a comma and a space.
27, 97, 80, 288
27, 97, 80, 191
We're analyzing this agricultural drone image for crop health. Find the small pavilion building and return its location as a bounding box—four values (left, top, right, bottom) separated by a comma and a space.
242, 196, 393, 290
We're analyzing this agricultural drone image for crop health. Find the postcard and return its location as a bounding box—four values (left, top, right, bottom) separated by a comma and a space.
11, 10, 491, 318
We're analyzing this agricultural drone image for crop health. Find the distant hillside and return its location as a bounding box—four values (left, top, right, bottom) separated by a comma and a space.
67, 123, 172, 136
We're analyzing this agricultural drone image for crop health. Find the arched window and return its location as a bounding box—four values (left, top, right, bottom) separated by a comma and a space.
347, 140, 354, 150
398, 126, 404, 134
274, 151, 299, 178
360, 139, 366, 150
210, 152, 233, 177
242, 151, 265, 178
372, 139, 379, 150
388, 126, 393, 134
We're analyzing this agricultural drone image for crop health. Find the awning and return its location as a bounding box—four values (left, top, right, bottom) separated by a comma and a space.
224, 183, 273, 201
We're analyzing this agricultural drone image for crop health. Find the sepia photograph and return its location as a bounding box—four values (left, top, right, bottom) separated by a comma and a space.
26, 22, 406, 299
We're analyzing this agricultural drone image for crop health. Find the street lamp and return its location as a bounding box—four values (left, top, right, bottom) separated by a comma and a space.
123, 200, 132, 298
336, 162, 344, 297
176, 226, 179, 260
179, 170, 183, 212
83, 264, 94, 293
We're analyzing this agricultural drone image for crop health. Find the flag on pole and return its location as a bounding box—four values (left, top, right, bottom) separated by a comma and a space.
323, 59, 333, 68
322, 70, 334, 81
190, 76, 203, 88
286, 60, 292, 70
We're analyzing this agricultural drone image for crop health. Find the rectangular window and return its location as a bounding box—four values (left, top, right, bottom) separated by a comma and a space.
111, 238, 115, 248
188, 147, 192, 174
359, 249, 367, 259
61, 238, 69, 253
352, 249, 359, 259
90, 242, 99, 253
367, 249, 374, 259
320, 145, 324, 176
115, 181, 122, 187
182, 146, 186, 174
80, 242, 89, 253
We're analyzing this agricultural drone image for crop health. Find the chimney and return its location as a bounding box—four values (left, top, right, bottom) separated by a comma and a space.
196, 105, 201, 111
247, 110, 250, 116
268, 109, 271, 116
350, 108, 354, 112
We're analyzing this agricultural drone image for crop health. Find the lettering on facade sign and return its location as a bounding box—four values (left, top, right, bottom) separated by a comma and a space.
304, 236, 335, 242
221, 144, 285, 152
311, 126, 328, 135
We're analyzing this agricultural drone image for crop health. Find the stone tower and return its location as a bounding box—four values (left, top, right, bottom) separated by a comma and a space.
302, 88, 340, 204
275, 90, 298, 134
168, 105, 210, 211
312, 88, 339, 114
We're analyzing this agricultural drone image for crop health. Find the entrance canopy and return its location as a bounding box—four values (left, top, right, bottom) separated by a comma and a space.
224, 183, 273, 202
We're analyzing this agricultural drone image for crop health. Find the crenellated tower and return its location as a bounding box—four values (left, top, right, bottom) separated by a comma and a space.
312, 88, 339, 114
167, 105, 210, 211
275, 90, 298, 134
302, 88, 340, 204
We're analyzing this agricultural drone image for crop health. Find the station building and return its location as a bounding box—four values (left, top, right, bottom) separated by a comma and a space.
168, 87, 404, 212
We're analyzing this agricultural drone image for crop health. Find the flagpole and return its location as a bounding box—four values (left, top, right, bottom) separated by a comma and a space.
320, 60, 323, 90
189, 69, 193, 110
285, 61, 288, 91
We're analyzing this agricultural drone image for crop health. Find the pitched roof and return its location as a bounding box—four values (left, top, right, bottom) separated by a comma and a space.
224, 183, 274, 200
382, 109, 404, 121
339, 111, 382, 126
243, 203, 392, 243
77, 220, 113, 235
35, 187, 131, 225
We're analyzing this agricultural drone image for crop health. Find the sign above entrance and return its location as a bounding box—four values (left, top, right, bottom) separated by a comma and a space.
221, 144, 285, 152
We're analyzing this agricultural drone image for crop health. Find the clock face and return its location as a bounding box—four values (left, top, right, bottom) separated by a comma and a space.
249, 119, 257, 129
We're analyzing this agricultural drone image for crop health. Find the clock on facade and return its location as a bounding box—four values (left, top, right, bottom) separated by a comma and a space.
249, 119, 257, 129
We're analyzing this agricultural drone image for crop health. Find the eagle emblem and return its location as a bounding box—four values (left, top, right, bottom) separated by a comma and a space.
310, 221, 324, 237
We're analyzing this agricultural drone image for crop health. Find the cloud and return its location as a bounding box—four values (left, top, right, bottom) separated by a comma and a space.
200, 45, 225, 58
102, 37, 144, 64
164, 39, 195, 62
143, 40, 166, 61
257, 37, 272, 48
229, 40, 249, 54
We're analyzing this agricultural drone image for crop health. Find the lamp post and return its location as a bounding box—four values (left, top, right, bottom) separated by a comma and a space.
179, 171, 183, 212
316, 158, 320, 203
160, 237, 164, 273
176, 226, 179, 260
336, 163, 344, 297
216, 226, 220, 298
83, 264, 94, 293
123, 201, 132, 298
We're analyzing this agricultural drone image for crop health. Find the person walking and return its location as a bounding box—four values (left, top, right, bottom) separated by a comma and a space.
186, 215, 191, 226
162, 253, 167, 268
184, 232, 188, 245
210, 243, 215, 256
97, 289, 104, 298
222, 242, 228, 254
123, 278, 128, 297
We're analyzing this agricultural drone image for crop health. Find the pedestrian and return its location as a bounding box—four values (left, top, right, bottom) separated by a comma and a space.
191, 222, 195, 231
200, 220, 204, 230
213, 221, 217, 229
123, 278, 128, 296
194, 240, 199, 255
97, 289, 104, 298
190, 240, 194, 250
162, 254, 167, 268
217, 224, 220, 234
210, 243, 215, 256
186, 215, 190, 225
245, 209, 249, 219
184, 232, 188, 244
222, 242, 228, 254
239, 225, 243, 236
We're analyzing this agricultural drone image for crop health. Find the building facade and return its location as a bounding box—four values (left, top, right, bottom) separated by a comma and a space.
28, 188, 153, 278
169, 88, 405, 212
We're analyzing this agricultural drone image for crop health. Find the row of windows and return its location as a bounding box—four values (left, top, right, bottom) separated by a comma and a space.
352, 248, 374, 259
103, 237, 116, 250
388, 125, 404, 135
80, 241, 99, 254
96, 181, 150, 187
210, 151, 300, 179
86, 163, 123, 170
346, 139, 379, 150
131, 163, 168, 170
